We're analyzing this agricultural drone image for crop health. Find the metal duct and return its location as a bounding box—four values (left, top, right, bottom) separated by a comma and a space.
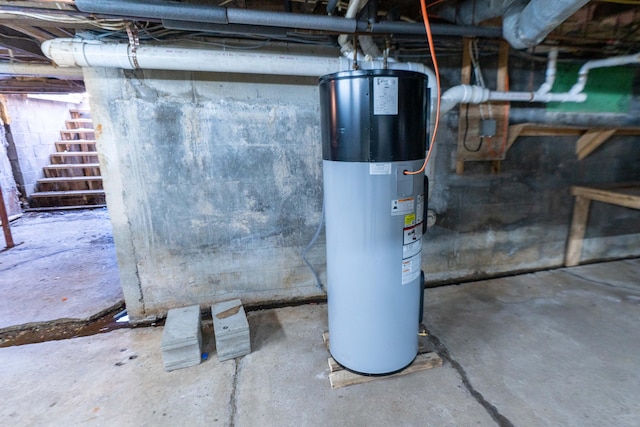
436, 0, 590, 49
503, 0, 590, 49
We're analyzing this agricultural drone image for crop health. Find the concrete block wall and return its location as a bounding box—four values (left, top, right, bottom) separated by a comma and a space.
83, 61, 640, 323
4, 95, 81, 199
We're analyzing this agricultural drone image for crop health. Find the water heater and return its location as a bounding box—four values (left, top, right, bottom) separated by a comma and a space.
319, 69, 429, 375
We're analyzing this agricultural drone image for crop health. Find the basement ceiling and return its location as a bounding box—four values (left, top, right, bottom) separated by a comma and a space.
0, 0, 639, 93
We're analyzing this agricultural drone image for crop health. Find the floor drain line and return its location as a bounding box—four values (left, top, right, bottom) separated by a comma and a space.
425, 327, 514, 427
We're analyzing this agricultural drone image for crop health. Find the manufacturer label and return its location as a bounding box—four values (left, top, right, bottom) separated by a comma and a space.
369, 163, 392, 175
373, 77, 399, 115
403, 239, 422, 260
401, 251, 421, 285
391, 197, 414, 216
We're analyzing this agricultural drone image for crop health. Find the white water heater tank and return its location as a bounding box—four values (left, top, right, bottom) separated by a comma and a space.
319, 69, 429, 375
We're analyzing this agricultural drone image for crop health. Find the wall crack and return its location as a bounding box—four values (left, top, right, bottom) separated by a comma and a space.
229, 358, 241, 427
425, 326, 514, 427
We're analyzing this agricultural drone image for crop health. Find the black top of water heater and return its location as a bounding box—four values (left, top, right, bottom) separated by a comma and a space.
319, 69, 429, 163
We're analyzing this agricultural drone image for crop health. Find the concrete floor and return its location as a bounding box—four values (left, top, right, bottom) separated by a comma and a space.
0, 209, 122, 330
1, 258, 638, 426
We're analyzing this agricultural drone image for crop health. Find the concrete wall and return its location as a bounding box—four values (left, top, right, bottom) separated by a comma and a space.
83, 58, 640, 323
4, 95, 81, 200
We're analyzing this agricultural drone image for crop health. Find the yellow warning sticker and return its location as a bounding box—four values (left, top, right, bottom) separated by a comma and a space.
404, 213, 416, 227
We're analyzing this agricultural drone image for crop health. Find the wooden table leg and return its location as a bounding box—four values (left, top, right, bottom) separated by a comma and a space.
565, 196, 591, 267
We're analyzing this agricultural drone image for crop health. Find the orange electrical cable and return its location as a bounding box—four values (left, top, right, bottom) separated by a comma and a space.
405, 0, 441, 175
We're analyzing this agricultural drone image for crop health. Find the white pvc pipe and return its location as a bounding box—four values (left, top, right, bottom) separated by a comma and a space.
41, 38, 441, 192
488, 90, 586, 103
337, 0, 361, 57
569, 52, 640, 95
41, 38, 439, 120
534, 47, 558, 96
441, 85, 490, 115
439, 46, 592, 115
0, 62, 83, 80
42, 38, 350, 77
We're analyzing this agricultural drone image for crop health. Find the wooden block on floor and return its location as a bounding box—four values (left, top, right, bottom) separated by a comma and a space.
328, 352, 443, 389
322, 331, 442, 389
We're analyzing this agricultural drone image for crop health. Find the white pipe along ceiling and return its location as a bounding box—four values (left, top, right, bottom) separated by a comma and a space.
41, 37, 440, 115
61, 0, 640, 114
43, 37, 639, 117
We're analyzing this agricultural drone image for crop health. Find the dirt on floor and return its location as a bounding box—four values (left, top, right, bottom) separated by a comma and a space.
0, 209, 124, 341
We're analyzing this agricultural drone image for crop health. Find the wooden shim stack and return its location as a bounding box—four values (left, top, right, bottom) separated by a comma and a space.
322, 332, 443, 389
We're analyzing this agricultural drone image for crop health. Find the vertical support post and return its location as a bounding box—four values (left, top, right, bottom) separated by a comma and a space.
0, 184, 15, 249
565, 195, 591, 267
492, 40, 510, 170
456, 37, 472, 175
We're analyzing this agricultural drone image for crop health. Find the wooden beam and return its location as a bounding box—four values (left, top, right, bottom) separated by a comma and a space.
506, 123, 529, 151
456, 37, 472, 174
565, 195, 591, 267
575, 129, 616, 160
491, 39, 510, 168
571, 185, 640, 210
0, 25, 47, 59
3, 24, 51, 43
506, 123, 640, 154
0, 184, 15, 249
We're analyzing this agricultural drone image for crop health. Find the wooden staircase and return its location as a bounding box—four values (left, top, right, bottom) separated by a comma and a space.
30, 109, 105, 209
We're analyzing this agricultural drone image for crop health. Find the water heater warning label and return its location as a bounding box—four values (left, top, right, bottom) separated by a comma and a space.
391, 198, 414, 216
373, 77, 399, 115
402, 252, 421, 285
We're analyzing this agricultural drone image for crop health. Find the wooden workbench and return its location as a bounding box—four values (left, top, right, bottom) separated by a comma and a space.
565, 184, 640, 266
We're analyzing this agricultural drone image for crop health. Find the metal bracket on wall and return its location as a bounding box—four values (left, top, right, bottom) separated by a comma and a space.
126, 23, 140, 69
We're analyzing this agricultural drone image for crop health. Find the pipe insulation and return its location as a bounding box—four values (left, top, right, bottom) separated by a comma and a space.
436, 0, 590, 49
75, 0, 502, 38
503, 0, 590, 49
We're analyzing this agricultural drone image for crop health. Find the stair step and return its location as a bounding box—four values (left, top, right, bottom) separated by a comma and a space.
60, 128, 94, 134
38, 176, 103, 184
66, 118, 94, 129
56, 139, 96, 146
44, 163, 100, 170
51, 151, 98, 157
31, 189, 105, 198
